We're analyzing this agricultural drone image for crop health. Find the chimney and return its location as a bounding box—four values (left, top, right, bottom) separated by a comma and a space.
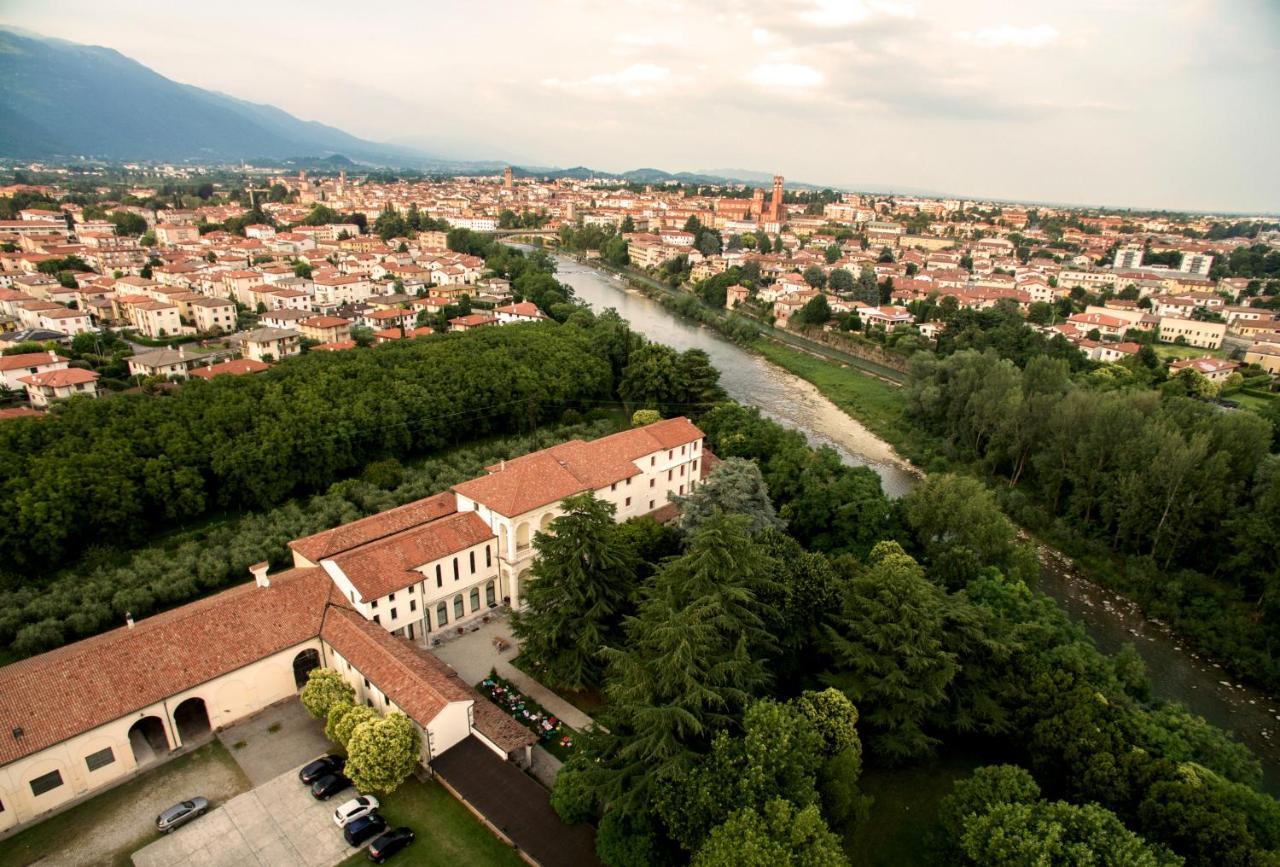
250, 561, 270, 588
49, 350, 57, 362
126, 611, 135, 629
178, 345, 185, 360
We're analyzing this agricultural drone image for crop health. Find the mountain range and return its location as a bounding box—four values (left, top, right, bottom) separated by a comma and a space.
0, 27, 946, 195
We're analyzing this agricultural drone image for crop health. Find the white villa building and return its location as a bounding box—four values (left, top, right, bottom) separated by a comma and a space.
0, 417, 707, 833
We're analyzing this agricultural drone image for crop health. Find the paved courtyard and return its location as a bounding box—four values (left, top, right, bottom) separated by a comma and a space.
217, 699, 332, 786
132, 765, 354, 867
430, 615, 595, 730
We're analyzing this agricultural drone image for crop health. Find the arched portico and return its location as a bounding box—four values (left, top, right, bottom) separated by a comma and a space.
292, 648, 321, 688
174, 697, 211, 745
128, 716, 169, 765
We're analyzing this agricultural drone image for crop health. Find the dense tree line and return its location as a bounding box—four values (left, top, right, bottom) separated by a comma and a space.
0, 324, 617, 577
0, 418, 619, 657
907, 348, 1280, 690
516, 405, 1277, 865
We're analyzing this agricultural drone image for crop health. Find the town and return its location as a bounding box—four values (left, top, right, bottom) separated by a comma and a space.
0, 161, 1277, 867
0, 167, 1275, 417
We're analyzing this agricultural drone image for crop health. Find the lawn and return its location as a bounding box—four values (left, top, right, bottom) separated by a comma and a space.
1151, 342, 1227, 361
0, 740, 249, 867
337, 777, 524, 867
846, 751, 987, 867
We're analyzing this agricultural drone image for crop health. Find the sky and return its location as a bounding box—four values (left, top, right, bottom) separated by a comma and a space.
2, 0, 1278, 213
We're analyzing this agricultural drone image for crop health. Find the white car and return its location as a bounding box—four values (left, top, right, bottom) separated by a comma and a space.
332, 795, 379, 827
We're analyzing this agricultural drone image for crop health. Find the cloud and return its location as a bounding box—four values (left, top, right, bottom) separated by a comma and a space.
955, 24, 1060, 49
543, 63, 673, 97
795, 0, 915, 27
745, 62, 824, 89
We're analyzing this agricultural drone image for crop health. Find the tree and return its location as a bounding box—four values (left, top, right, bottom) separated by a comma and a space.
855, 266, 879, 304
631, 409, 661, 427
962, 800, 1179, 867
692, 799, 849, 867
902, 474, 1034, 589
794, 294, 832, 328
619, 344, 682, 413
802, 265, 827, 290
671, 457, 782, 536
345, 712, 420, 795
324, 699, 354, 744
937, 765, 1041, 860
300, 668, 355, 719
825, 244, 841, 264
332, 703, 379, 749
828, 268, 854, 293
823, 542, 957, 760
511, 492, 639, 690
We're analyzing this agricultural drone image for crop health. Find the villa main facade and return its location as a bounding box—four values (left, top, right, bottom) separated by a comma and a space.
0, 417, 705, 833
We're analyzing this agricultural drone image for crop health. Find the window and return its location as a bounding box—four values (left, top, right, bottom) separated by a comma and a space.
679, 484, 685, 495
453, 595, 464, 620
626, 477, 631, 486
437, 601, 448, 626
435, 564, 443, 587
410, 599, 417, 612
680, 465, 685, 476
373, 614, 380, 625
693, 460, 699, 472
650, 479, 655, 488
371, 599, 378, 609
625, 497, 631, 507
649, 500, 655, 509
364, 677, 371, 688
668, 449, 673, 459
485, 546, 491, 568
85, 748, 115, 772
668, 470, 673, 481
469, 551, 476, 573
681, 445, 686, 455
453, 558, 459, 582
650, 456, 655, 466
486, 580, 496, 606
390, 608, 397, 620
30, 769, 63, 796
610, 482, 616, 491
470, 588, 480, 611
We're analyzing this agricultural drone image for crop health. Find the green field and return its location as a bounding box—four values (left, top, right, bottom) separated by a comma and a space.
1151, 342, 1227, 361
338, 777, 524, 867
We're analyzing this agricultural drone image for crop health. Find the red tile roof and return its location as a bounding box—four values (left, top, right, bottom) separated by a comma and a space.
19, 368, 99, 388
290, 492, 459, 565
189, 358, 271, 379
0, 567, 333, 766
329, 512, 495, 601
454, 417, 703, 517
319, 607, 473, 727
0, 352, 66, 371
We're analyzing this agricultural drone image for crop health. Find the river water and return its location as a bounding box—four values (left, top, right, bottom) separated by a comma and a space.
554, 252, 1280, 793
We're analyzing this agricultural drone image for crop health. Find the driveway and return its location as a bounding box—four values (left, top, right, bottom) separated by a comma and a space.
217, 699, 333, 786
132, 765, 354, 867
433, 736, 600, 867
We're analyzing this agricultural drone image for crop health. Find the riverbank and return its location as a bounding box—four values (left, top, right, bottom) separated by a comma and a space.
555, 250, 1280, 790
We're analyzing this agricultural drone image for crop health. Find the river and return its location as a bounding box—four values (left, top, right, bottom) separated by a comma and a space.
553, 251, 1280, 793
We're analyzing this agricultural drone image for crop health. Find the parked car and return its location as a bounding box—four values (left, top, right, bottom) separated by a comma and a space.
343, 813, 388, 847
333, 795, 380, 827
368, 827, 416, 863
155, 797, 209, 833
310, 773, 352, 800
298, 754, 345, 785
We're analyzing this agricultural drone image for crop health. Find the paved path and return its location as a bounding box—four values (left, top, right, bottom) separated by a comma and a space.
434, 737, 599, 867
132, 765, 352, 867
430, 616, 596, 730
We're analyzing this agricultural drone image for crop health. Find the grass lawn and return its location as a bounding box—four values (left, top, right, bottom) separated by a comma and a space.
1151, 342, 1226, 361
846, 751, 987, 867
0, 740, 249, 867
337, 777, 524, 867
1231, 391, 1278, 413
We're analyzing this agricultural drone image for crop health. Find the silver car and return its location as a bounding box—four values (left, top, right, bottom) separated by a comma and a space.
156, 797, 209, 833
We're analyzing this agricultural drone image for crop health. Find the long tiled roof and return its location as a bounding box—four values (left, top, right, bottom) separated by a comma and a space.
289, 492, 458, 564
0, 567, 333, 766
329, 511, 495, 600
454, 417, 703, 517
319, 607, 473, 728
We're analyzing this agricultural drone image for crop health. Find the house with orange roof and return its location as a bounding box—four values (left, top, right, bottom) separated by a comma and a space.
0, 350, 68, 391
19, 367, 99, 407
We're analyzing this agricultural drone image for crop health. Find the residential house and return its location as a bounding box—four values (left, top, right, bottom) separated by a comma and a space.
19, 368, 99, 407
0, 351, 67, 392
232, 327, 301, 362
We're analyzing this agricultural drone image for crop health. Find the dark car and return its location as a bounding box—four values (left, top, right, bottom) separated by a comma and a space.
298, 755, 345, 785
368, 827, 415, 862
343, 813, 388, 847
310, 772, 352, 801
155, 797, 209, 833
